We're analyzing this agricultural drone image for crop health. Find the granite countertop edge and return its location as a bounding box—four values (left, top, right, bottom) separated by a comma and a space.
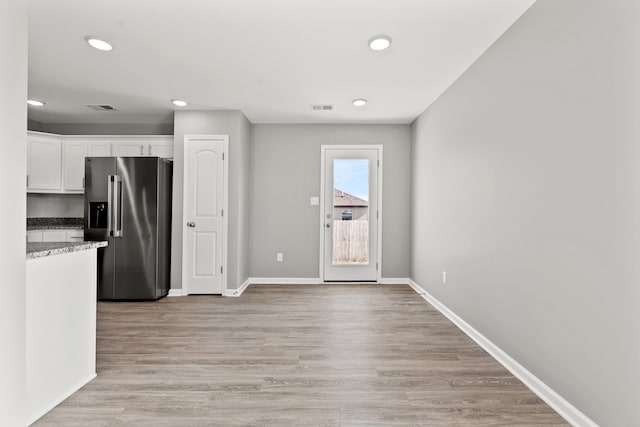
27, 217, 84, 231
27, 225, 84, 231
27, 241, 108, 260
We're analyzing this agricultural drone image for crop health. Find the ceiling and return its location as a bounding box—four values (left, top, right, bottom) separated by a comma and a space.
28, 0, 535, 125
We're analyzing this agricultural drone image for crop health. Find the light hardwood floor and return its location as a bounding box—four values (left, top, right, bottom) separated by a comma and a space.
35, 284, 567, 426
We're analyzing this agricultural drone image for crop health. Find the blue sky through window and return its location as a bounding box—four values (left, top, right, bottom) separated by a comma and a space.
334, 159, 369, 201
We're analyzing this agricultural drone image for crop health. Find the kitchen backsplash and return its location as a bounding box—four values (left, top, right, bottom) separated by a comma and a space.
27, 194, 84, 218
27, 217, 83, 228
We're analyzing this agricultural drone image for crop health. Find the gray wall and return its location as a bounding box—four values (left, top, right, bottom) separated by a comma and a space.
410, 1, 640, 425
171, 110, 251, 290
250, 124, 411, 278
36, 122, 173, 135
27, 194, 84, 218
0, 0, 27, 424
27, 118, 44, 131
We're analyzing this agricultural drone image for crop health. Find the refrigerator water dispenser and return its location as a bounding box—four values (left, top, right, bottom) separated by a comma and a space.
89, 202, 108, 229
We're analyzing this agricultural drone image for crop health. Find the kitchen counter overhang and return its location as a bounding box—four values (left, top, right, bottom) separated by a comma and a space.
26, 240, 106, 424
27, 241, 107, 259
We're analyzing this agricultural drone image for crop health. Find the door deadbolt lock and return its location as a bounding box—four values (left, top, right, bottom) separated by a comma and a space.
187, 221, 196, 228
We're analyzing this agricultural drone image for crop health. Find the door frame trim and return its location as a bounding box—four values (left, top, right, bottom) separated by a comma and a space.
319, 145, 383, 282
181, 134, 229, 296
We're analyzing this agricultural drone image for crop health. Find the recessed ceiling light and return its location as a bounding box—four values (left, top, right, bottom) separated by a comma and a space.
368, 35, 392, 51
27, 99, 45, 107
172, 99, 188, 107
352, 99, 367, 107
85, 36, 113, 51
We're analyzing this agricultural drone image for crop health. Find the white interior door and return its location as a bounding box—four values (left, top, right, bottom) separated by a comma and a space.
183, 136, 228, 294
321, 146, 381, 281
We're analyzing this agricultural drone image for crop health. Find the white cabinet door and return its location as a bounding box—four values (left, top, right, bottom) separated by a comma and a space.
27, 231, 43, 242
28, 134, 63, 192
42, 230, 68, 242
148, 137, 174, 158
112, 137, 173, 158
87, 141, 111, 157
66, 230, 84, 242
112, 140, 146, 156
63, 141, 88, 191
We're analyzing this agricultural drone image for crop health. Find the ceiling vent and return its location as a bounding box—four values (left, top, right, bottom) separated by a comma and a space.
86, 104, 117, 111
311, 104, 333, 111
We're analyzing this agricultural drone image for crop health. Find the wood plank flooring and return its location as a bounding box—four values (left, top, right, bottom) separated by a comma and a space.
34, 284, 567, 426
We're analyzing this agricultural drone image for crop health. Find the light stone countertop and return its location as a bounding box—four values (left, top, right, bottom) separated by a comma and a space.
26, 241, 108, 260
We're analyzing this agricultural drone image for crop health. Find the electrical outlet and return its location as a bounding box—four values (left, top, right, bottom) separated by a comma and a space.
442, 271, 447, 284
310, 196, 319, 206
276, 253, 283, 262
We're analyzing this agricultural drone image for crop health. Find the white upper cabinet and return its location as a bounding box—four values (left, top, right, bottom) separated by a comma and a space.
27, 132, 173, 193
112, 138, 148, 156
87, 141, 111, 157
63, 141, 88, 191
63, 137, 113, 192
148, 136, 174, 158
111, 136, 173, 158
28, 133, 63, 192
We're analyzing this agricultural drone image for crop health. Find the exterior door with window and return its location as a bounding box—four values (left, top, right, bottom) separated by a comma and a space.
321, 146, 381, 281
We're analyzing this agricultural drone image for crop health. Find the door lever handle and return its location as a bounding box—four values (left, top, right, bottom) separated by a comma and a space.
187, 221, 196, 228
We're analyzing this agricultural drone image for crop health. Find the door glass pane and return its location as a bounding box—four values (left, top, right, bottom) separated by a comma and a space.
333, 159, 369, 265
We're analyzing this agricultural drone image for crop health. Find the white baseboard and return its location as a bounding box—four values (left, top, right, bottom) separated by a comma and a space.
378, 277, 411, 285
407, 279, 597, 427
249, 277, 321, 285
167, 289, 183, 297
27, 372, 97, 426
226, 278, 251, 297
247, 277, 410, 285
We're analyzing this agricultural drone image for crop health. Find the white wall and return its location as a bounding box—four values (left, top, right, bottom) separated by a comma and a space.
170, 110, 251, 291
410, 1, 640, 425
250, 124, 411, 279
27, 194, 84, 218
0, 0, 27, 425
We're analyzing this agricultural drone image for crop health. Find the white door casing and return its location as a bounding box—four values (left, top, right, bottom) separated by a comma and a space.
320, 145, 382, 282
182, 135, 228, 295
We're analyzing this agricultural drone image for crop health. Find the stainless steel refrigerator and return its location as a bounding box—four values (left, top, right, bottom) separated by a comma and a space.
84, 157, 172, 300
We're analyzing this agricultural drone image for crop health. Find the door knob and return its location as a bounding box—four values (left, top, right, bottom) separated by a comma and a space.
326, 223, 331, 228
187, 221, 196, 228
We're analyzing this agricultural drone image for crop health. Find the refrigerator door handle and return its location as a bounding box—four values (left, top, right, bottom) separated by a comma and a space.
107, 175, 114, 236
112, 175, 123, 237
